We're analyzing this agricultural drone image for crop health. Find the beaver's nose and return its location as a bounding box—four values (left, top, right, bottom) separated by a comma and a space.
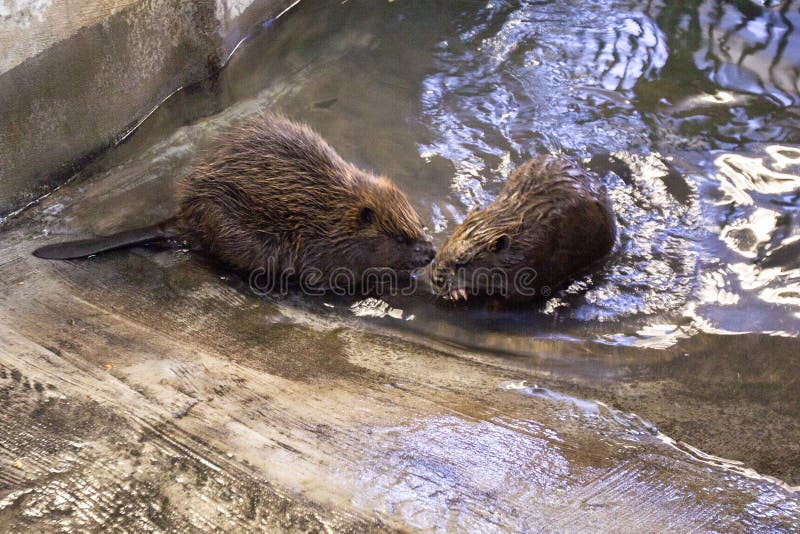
414, 242, 436, 263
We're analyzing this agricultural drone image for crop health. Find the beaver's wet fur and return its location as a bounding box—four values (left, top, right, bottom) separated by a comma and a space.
430, 155, 616, 302
177, 113, 435, 288
34, 113, 435, 292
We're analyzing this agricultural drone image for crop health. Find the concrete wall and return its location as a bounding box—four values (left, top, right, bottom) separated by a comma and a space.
0, 0, 294, 218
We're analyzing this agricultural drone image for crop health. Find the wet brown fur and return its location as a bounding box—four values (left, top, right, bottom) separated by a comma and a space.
178, 113, 434, 288
431, 155, 616, 301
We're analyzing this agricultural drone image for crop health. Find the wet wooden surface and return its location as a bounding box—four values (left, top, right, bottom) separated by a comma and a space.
1, 205, 798, 532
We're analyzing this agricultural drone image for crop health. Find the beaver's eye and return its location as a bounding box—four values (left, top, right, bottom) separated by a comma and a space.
359, 207, 374, 225
395, 235, 407, 244
455, 257, 468, 266
493, 235, 510, 253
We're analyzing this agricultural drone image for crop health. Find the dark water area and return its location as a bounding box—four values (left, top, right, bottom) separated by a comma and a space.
19, 0, 800, 485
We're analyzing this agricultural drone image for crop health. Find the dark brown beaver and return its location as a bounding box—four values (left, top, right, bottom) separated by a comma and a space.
177, 113, 434, 289
34, 113, 435, 291
429, 155, 616, 302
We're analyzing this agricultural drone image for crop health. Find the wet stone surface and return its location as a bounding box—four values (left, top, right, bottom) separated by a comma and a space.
1, 0, 800, 531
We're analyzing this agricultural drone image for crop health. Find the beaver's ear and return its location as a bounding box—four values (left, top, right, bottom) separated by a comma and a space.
359, 207, 374, 225
493, 234, 510, 253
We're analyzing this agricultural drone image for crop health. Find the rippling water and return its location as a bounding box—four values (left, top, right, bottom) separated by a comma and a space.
404, 0, 800, 349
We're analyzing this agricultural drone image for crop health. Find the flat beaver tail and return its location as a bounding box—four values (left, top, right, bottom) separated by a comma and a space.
33, 217, 179, 260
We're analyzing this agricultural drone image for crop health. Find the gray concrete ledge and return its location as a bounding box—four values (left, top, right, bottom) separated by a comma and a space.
0, 0, 294, 218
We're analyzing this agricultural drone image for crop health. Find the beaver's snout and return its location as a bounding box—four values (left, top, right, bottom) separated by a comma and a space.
428, 260, 469, 301
429, 261, 449, 289
412, 241, 436, 266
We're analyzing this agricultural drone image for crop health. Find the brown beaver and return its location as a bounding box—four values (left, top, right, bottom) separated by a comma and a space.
429, 155, 616, 302
34, 113, 435, 291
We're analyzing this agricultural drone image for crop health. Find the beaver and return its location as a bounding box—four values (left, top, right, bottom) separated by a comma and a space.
429, 154, 616, 302
34, 113, 435, 291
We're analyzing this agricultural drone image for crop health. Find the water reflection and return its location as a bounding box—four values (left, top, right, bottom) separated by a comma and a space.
695, 0, 800, 106
583, 13, 668, 91
705, 144, 800, 335
715, 149, 800, 205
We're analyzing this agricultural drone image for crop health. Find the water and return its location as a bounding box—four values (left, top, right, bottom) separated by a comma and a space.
391, 0, 800, 349
18, 0, 800, 486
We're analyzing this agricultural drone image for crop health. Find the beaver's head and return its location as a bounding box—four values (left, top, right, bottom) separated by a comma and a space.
429, 204, 529, 301
428, 156, 616, 302
351, 176, 435, 272
308, 174, 435, 285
